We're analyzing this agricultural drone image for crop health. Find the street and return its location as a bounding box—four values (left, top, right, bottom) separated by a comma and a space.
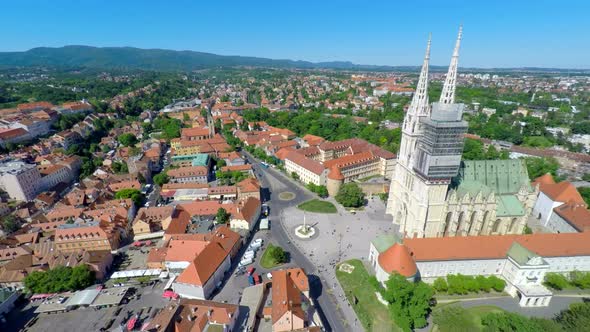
241, 150, 354, 332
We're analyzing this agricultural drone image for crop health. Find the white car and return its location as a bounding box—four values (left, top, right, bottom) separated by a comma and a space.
253, 238, 263, 245
266, 272, 273, 280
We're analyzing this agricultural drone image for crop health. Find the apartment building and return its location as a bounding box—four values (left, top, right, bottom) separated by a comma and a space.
0, 161, 42, 201
168, 166, 210, 184
55, 225, 118, 252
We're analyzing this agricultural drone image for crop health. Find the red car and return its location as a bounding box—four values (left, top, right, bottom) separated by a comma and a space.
247, 267, 255, 275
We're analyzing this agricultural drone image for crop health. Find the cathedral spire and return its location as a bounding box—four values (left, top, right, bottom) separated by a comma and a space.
439, 25, 463, 104
407, 34, 431, 117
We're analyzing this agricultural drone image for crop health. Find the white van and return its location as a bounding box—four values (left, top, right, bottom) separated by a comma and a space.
243, 250, 255, 259
249, 242, 262, 250
239, 257, 253, 267
253, 238, 263, 245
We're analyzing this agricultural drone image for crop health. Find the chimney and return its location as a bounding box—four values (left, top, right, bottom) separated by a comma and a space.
208, 309, 212, 317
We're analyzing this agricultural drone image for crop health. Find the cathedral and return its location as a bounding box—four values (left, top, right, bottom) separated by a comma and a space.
386, 27, 537, 238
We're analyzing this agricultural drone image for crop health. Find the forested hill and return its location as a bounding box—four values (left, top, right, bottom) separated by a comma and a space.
0, 45, 400, 71
0, 46, 585, 73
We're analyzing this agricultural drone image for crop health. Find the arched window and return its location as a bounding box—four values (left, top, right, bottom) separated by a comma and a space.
456, 212, 465, 236
479, 211, 490, 235
492, 219, 502, 233
509, 218, 518, 233
444, 212, 453, 236
467, 212, 477, 235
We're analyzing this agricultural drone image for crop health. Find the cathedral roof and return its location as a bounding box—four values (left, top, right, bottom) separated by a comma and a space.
378, 243, 417, 278
454, 160, 532, 195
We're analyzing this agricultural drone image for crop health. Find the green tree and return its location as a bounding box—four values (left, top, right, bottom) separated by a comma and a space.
482, 312, 561, 332
118, 133, 138, 147
570, 271, 590, 289
115, 188, 143, 206
335, 183, 365, 208
267, 245, 288, 264
1, 215, 20, 233
544, 273, 570, 290
556, 301, 590, 331
153, 172, 169, 187
462, 138, 486, 160
379, 273, 434, 331
433, 277, 448, 293
112, 161, 129, 174
291, 172, 300, 181
216, 158, 227, 169
524, 157, 560, 180
577, 187, 590, 206
24, 265, 95, 293
216, 207, 230, 224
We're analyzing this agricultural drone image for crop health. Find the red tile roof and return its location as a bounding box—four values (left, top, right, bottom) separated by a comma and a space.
553, 203, 590, 232
404, 232, 590, 262
285, 151, 325, 175
176, 242, 228, 286
378, 243, 417, 277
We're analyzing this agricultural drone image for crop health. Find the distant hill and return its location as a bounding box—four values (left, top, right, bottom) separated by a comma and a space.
0, 45, 587, 73
0, 45, 400, 72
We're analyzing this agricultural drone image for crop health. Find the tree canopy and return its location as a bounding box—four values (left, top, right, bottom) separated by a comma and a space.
524, 157, 560, 180
24, 265, 95, 294
216, 207, 230, 224
117, 133, 138, 147
378, 273, 434, 331
335, 183, 365, 207
115, 188, 144, 206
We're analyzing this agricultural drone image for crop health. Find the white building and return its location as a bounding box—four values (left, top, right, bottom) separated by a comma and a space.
531, 174, 586, 229
172, 243, 232, 300
387, 28, 536, 238
0, 161, 42, 201
371, 232, 590, 307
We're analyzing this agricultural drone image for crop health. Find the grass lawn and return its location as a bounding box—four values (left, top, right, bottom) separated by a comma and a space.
260, 244, 285, 269
431, 304, 504, 332
297, 199, 337, 213
336, 259, 400, 332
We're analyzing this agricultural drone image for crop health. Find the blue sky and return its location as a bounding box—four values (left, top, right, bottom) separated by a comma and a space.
1, 0, 589, 68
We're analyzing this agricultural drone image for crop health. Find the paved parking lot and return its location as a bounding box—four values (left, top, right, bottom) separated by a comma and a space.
10, 282, 170, 332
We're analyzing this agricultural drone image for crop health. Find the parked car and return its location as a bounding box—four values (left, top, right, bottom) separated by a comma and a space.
243, 250, 255, 259
253, 238, 263, 245
249, 242, 262, 250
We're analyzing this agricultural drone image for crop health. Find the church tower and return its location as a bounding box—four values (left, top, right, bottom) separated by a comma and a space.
387, 27, 468, 238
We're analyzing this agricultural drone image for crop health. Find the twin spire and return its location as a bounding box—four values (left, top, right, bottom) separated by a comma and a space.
407, 25, 463, 116
440, 25, 463, 104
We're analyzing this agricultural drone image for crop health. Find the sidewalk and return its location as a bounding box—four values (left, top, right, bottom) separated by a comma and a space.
278, 209, 359, 331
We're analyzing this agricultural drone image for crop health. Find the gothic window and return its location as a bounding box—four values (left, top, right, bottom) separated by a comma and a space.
444, 212, 453, 236
467, 211, 477, 235
509, 218, 518, 233
456, 212, 465, 235
492, 219, 502, 233
479, 211, 490, 235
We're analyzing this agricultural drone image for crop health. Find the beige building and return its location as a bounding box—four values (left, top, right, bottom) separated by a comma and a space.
284, 138, 396, 196
132, 206, 176, 238
55, 225, 118, 252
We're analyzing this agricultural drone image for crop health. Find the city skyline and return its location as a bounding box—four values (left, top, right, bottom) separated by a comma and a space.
1, 0, 589, 69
